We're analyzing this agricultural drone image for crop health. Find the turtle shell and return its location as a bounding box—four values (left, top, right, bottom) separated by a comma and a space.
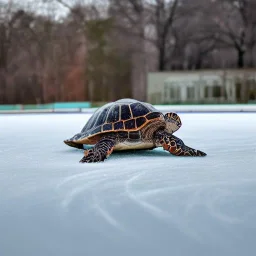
80, 99, 163, 139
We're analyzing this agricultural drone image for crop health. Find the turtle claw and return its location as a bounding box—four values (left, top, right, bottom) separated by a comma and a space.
79, 149, 94, 163
79, 138, 115, 163
79, 157, 86, 163
79, 156, 96, 163
79, 149, 104, 163
189, 148, 207, 157
79, 156, 89, 163
196, 150, 207, 156
173, 140, 207, 157
156, 131, 207, 157
182, 144, 207, 156
79, 154, 106, 163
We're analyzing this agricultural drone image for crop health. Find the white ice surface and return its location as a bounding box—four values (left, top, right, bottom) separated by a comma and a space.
0, 113, 256, 256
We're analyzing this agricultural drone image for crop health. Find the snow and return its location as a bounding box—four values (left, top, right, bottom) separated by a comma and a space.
0, 113, 256, 256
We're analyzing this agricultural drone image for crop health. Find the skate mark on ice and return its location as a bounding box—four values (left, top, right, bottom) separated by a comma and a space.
56, 172, 90, 189
125, 171, 171, 219
60, 178, 107, 209
184, 188, 203, 215
56, 170, 104, 189
92, 194, 124, 231
205, 188, 244, 224
139, 178, 256, 200
125, 172, 204, 241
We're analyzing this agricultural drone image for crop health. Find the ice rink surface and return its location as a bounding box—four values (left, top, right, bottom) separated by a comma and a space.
0, 112, 256, 256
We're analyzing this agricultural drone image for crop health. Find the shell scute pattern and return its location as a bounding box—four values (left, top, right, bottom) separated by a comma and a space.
81, 103, 111, 132
107, 104, 120, 123
83, 100, 162, 138
114, 121, 124, 130
136, 116, 147, 127
103, 123, 112, 131
124, 119, 136, 129
146, 112, 162, 120
130, 103, 150, 117
95, 105, 110, 126
121, 105, 132, 120
92, 126, 101, 134
81, 111, 98, 132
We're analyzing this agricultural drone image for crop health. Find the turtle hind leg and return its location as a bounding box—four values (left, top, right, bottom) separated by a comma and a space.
79, 137, 116, 163
156, 131, 206, 156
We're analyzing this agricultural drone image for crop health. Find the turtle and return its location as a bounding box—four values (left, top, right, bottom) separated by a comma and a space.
64, 98, 206, 163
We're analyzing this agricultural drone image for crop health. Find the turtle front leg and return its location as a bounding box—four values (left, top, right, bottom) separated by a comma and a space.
79, 137, 116, 163
155, 130, 206, 156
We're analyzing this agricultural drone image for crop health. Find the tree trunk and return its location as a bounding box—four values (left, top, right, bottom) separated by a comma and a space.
158, 44, 166, 71
0, 71, 6, 104
247, 45, 255, 67
131, 49, 147, 101
237, 49, 245, 68
131, 18, 147, 102
195, 54, 202, 69
158, 32, 167, 71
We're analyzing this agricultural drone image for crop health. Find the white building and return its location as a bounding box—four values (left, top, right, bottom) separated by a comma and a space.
147, 69, 256, 104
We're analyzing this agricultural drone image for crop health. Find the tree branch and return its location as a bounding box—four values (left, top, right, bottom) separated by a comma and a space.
163, 0, 178, 37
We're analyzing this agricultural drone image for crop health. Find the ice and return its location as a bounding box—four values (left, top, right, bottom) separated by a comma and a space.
0, 113, 256, 256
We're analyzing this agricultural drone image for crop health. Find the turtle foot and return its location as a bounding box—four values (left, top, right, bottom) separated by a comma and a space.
79, 137, 115, 163
79, 149, 107, 163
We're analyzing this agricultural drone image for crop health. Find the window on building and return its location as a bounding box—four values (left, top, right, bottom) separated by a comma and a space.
164, 85, 169, 96
176, 87, 181, 100
213, 85, 221, 97
169, 87, 176, 99
187, 87, 195, 99
249, 81, 256, 100
204, 86, 210, 98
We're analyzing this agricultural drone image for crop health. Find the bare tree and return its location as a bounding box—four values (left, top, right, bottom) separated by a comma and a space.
1, 0, 256, 105
151, 0, 179, 70
0, 2, 21, 103
54, 0, 133, 102
181, 2, 218, 70
208, 0, 256, 68
108, 0, 147, 101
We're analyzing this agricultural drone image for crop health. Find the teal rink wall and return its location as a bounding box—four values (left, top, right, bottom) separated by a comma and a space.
0, 102, 91, 112
0, 102, 256, 113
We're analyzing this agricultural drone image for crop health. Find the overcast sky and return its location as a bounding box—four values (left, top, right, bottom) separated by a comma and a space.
0, 0, 110, 19
0, 0, 69, 19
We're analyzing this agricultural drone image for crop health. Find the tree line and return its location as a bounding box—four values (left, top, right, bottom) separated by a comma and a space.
0, 0, 256, 104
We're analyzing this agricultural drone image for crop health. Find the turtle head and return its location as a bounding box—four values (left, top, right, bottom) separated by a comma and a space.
164, 112, 182, 133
